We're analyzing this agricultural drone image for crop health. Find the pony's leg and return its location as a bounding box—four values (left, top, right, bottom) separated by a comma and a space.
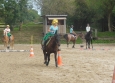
72, 41, 75, 48
86, 40, 87, 49
88, 41, 90, 49
6, 42, 9, 50
46, 53, 50, 66
10, 41, 12, 49
7, 40, 10, 49
4, 42, 7, 50
10, 41, 14, 49
12, 41, 14, 49
67, 41, 69, 47
43, 51, 47, 64
91, 39, 93, 49
54, 52, 58, 67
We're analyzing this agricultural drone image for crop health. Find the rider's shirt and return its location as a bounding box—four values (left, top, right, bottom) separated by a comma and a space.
4, 28, 11, 37
86, 26, 90, 32
4, 28, 10, 33
70, 28, 73, 33
49, 25, 58, 34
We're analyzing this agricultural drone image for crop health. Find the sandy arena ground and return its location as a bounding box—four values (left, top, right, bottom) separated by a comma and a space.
0, 44, 115, 83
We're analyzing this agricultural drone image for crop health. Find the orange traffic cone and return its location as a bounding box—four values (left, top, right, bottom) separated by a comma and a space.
30, 46, 34, 57
57, 51, 63, 66
112, 66, 115, 83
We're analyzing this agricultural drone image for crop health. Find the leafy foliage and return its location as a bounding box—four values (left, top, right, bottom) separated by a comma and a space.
35, 0, 76, 15
0, 0, 41, 31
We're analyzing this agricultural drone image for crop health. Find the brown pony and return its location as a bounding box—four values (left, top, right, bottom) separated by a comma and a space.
41, 33, 60, 67
63, 31, 84, 48
2, 31, 14, 50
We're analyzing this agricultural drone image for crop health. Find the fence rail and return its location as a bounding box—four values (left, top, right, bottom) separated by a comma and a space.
0, 24, 6, 30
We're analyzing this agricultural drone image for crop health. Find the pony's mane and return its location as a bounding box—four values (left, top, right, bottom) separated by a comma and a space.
47, 35, 59, 47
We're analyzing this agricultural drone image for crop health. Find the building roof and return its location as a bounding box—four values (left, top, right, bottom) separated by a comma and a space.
41, 15, 67, 17
48, 17, 66, 20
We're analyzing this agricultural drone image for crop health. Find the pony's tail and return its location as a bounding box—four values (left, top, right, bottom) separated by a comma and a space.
91, 38, 93, 49
63, 34, 68, 40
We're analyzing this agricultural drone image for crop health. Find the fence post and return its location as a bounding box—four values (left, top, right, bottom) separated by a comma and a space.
95, 29, 97, 37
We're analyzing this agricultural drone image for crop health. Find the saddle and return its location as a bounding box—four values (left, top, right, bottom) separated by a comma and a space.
70, 33, 76, 38
70, 35, 76, 39
7, 33, 11, 37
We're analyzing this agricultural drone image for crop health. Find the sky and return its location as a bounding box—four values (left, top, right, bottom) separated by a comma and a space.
32, 1, 41, 15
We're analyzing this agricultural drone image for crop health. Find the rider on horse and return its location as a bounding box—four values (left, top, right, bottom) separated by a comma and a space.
42, 19, 60, 50
86, 23, 92, 39
3, 25, 11, 40
70, 25, 76, 38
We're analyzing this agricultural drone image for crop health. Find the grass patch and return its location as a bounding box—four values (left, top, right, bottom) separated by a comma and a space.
97, 31, 115, 37
93, 39, 115, 43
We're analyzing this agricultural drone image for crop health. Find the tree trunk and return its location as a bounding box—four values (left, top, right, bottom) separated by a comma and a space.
108, 13, 112, 32
19, 21, 23, 31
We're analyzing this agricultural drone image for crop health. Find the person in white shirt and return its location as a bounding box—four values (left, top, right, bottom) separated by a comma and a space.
86, 23, 93, 38
3, 25, 11, 39
86, 24, 90, 32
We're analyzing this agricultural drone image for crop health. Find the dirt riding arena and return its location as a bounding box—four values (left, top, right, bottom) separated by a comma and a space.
0, 44, 115, 83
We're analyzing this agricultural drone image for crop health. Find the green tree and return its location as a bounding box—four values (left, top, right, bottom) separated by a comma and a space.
18, 0, 28, 31
27, 9, 40, 23
35, 0, 76, 15
101, 0, 115, 32
0, 0, 4, 22
4, 0, 19, 30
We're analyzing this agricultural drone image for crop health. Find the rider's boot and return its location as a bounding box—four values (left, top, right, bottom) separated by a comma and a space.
41, 40, 45, 50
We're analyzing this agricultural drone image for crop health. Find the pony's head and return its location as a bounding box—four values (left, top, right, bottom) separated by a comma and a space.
54, 34, 60, 46
88, 31, 92, 36
78, 32, 84, 39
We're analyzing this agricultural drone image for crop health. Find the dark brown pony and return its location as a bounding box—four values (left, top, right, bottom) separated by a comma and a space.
63, 31, 84, 48
41, 33, 60, 67
2, 31, 14, 50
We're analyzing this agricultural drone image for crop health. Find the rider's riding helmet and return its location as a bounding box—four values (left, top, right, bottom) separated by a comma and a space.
52, 19, 58, 25
6, 25, 10, 28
